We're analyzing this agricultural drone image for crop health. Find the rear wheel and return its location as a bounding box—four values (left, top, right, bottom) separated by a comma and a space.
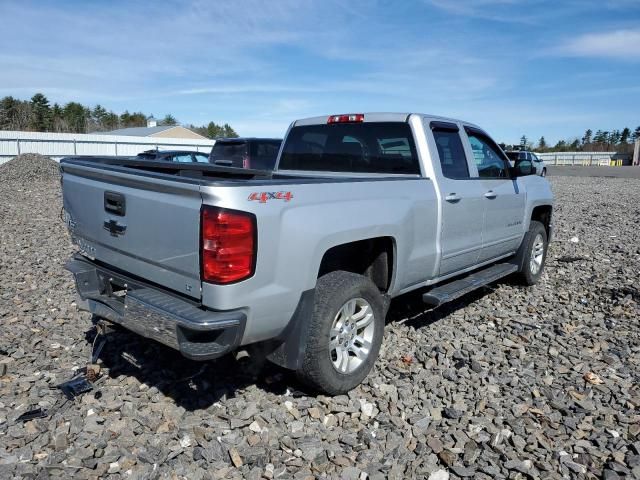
297, 271, 385, 395
517, 220, 548, 285
541, 168, 547, 177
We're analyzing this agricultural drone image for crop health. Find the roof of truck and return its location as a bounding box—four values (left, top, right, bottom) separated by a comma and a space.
214, 137, 282, 142
293, 112, 482, 130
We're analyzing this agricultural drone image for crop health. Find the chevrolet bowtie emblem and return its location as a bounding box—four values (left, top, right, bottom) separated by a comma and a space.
103, 219, 127, 237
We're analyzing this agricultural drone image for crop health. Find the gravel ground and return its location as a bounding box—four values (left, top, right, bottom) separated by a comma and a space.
0, 157, 639, 479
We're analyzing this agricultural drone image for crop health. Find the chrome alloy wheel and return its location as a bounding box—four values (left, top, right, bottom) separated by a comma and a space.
329, 298, 375, 374
530, 233, 545, 275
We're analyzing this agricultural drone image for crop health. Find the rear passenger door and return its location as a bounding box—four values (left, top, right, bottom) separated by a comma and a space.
430, 122, 486, 276
463, 128, 525, 262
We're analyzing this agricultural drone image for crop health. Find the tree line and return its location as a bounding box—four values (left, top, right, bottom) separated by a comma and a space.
0, 93, 238, 139
515, 127, 640, 153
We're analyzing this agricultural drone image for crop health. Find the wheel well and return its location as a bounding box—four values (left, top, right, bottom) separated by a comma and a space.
318, 237, 394, 292
531, 205, 552, 236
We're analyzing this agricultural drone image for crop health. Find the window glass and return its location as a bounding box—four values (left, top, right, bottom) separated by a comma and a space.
249, 141, 281, 170
279, 123, 420, 174
210, 142, 248, 161
173, 154, 194, 163
193, 153, 210, 163
467, 132, 510, 178
432, 129, 469, 179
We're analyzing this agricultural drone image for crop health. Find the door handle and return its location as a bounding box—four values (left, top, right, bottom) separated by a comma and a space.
445, 193, 461, 203
484, 190, 497, 199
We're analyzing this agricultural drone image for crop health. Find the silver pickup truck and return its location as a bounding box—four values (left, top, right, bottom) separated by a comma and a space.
62, 112, 553, 394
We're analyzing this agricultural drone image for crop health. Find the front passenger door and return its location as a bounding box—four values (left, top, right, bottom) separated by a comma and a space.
464, 128, 525, 263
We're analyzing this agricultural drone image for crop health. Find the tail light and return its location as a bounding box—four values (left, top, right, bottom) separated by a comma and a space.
201, 206, 256, 284
327, 113, 364, 124
242, 155, 251, 169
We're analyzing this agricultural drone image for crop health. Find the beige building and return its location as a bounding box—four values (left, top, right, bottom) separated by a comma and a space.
97, 117, 207, 140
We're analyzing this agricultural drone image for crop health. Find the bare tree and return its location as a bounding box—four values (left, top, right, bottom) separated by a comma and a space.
10, 102, 33, 130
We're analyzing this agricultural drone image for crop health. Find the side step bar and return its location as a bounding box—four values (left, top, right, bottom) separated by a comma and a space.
422, 262, 518, 307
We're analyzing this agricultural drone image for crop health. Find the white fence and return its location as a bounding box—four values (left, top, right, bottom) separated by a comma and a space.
536, 151, 631, 166
0, 131, 215, 165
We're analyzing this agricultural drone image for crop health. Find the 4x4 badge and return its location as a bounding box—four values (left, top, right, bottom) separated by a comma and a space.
248, 191, 293, 203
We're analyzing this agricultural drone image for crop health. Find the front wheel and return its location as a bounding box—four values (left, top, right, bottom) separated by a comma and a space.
297, 271, 385, 395
541, 168, 547, 177
517, 220, 548, 285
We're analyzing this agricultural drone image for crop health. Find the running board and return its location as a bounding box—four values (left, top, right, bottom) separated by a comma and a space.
422, 263, 518, 307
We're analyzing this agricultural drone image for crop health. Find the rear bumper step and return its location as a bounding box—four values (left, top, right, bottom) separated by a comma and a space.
66, 255, 245, 360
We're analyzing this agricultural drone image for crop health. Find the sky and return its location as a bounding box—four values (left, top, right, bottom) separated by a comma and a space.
0, 0, 639, 144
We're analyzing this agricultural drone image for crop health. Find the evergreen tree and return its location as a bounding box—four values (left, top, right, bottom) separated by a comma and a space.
160, 114, 177, 126
609, 130, 621, 145
29, 93, 52, 131
593, 130, 605, 144
51, 103, 66, 132
91, 105, 108, 131
620, 127, 631, 144
103, 111, 119, 130
120, 111, 146, 128
537, 136, 547, 151
582, 129, 592, 146
520, 135, 528, 149
63, 102, 88, 133
223, 123, 238, 138
554, 139, 567, 151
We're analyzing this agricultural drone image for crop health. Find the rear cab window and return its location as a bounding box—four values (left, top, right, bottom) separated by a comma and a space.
278, 122, 420, 174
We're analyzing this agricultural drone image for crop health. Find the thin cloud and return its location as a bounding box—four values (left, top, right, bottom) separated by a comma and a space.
555, 29, 640, 60
426, 0, 542, 24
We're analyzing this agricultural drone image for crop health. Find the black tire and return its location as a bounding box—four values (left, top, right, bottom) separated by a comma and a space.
517, 220, 548, 286
297, 271, 385, 395
541, 168, 547, 177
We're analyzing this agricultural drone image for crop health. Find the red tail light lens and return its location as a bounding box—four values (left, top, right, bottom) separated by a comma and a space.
201, 206, 256, 284
327, 113, 364, 124
242, 155, 251, 169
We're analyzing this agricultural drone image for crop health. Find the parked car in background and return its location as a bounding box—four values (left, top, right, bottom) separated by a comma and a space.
136, 150, 210, 163
209, 138, 282, 170
532, 153, 547, 177
505, 150, 547, 177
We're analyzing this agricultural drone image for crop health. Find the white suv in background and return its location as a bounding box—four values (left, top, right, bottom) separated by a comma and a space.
531, 153, 547, 177
506, 150, 547, 177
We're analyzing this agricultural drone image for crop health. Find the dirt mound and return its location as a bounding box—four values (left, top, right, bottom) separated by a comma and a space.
0, 153, 60, 182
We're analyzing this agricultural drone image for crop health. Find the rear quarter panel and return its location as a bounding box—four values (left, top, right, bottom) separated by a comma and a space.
200, 178, 438, 344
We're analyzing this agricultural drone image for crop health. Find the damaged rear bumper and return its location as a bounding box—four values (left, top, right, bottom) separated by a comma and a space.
65, 255, 245, 361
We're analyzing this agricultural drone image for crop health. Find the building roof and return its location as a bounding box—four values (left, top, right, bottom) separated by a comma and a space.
94, 125, 207, 140
95, 125, 178, 136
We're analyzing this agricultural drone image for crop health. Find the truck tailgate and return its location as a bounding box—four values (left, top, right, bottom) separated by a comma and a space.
62, 164, 203, 299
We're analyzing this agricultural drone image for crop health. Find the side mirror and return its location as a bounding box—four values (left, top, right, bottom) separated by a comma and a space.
512, 160, 534, 176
